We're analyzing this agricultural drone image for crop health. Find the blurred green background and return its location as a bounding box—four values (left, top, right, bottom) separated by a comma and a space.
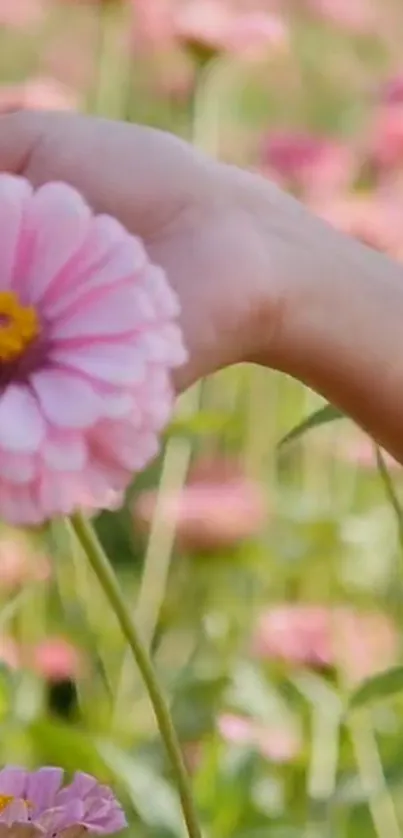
2, 0, 403, 836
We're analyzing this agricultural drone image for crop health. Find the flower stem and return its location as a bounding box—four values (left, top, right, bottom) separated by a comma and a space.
70, 511, 202, 838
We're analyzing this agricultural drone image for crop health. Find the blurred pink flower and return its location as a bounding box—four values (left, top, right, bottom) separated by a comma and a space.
262, 131, 354, 198
131, 0, 176, 51
312, 195, 403, 256
0, 175, 185, 525
0, 536, 50, 590
0, 77, 78, 114
252, 605, 398, 686
218, 713, 300, 763
134, 455, 267, 551
371, 104, 403, 169
0, 0, 43, 28
307, 0, 378, 34
30, 637, 83, 682
380, 73, 403, 106
175, 2, 288, 58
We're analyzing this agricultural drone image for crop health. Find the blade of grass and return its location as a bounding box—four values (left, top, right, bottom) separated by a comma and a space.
349, 713, 401, 838
375, 445, 403, 553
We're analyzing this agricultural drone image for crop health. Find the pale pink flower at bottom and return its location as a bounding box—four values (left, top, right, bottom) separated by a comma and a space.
0, 766, 126, 837
0, 176, 186, 526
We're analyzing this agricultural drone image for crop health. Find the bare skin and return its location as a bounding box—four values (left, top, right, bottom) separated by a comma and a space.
0, 111, 403, 461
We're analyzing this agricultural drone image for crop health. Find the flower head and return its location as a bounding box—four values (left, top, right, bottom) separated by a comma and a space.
307, 0, 378, 34
262, 131, 354, 197
0, 766, 126, 837
0, 176, 185, 525
380, 73, 403, 106
30, 638, 82, 683
175, 1, 288, 59
252, 605, 398, 685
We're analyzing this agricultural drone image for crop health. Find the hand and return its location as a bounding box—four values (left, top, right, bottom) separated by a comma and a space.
0, 111, 285, 392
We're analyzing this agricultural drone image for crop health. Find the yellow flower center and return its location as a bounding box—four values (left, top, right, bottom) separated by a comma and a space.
0, 291, 39, 362
0, 794, 14, 813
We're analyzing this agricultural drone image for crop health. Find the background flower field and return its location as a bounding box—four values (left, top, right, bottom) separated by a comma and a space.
1, 1, 403, 836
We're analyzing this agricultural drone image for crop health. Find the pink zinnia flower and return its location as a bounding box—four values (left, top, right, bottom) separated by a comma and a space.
307, 0, 378, 34
380, 73, 403, 106
30, 638, 82, 682
370, 104, 403, 169
134, 455, 266, 551
0, 766, 126, 836
176, 2, 288, 58
0, 175, 185, 525
262, 131, 354, 197
252, 605, 398, 686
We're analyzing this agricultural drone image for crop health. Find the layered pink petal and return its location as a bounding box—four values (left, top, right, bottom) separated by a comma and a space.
0, 767, 28, 798
0, 485, 41, 526
49, 341, 146, 386
0, 451, 36, 483
45, 229, 147, 319
52, 283, 155, 342
0, 386, 45, 453
42, 433, 87, 471
26, 767, 64, 813
22, 183, 91, 304
31, 370, 103, 429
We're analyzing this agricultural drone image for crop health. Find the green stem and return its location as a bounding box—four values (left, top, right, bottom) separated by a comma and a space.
70, 511, 202, 838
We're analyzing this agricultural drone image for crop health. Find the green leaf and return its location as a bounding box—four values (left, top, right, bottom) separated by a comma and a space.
167, 410, 234, 439
348, 666, 403, 712
278, 404, 344, 448
29, 719, 107, 777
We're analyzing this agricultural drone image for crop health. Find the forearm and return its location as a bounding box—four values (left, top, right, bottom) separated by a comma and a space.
282, 224, 403, 461
236, 168, 403, 462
